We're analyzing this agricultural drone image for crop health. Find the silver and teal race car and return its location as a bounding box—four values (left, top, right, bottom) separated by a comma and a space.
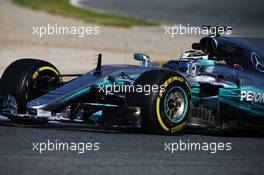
0, 35, 264, 134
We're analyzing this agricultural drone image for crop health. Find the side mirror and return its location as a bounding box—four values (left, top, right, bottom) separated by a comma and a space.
134, 53, 150, 67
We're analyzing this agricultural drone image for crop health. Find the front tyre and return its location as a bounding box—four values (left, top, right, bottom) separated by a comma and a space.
0, 59, 62, 114
126, 70, 192, 134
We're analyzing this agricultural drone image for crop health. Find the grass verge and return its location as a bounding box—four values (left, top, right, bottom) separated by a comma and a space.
13, 0, 157, 27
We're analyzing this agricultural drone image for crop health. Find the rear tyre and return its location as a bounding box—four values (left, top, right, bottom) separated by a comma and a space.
0, 59, 62, 121
126, 70, 192, 134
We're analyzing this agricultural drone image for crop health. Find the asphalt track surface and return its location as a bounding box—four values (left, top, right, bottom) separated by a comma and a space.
0, 116, 264, 175
78, 0, 264, 37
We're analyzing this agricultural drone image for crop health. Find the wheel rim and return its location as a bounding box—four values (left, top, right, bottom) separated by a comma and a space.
28, 70, 61, 100
163, 87, 188, 123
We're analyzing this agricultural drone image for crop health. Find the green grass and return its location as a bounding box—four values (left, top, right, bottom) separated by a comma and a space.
13, 0, 157, 27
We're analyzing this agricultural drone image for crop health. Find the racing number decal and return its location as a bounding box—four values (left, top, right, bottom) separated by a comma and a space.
156, 76, 189, 132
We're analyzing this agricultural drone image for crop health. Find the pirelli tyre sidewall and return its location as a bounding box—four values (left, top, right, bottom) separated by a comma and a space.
0, 59, 61, 113
126, 70, 192, 134
153, 75, 191, 133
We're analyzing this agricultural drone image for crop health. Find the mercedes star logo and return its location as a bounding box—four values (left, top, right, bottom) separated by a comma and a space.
251, 52, 264, 73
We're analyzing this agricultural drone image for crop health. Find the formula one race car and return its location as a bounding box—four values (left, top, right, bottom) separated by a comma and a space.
0, 34, 264, 134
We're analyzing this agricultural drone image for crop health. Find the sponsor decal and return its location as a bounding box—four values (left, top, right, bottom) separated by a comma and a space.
241, 90, 264, 103
251, 52, 264, 73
